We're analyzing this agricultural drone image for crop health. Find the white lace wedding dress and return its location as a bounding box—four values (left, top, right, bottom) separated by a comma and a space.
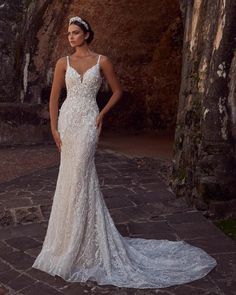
32, 54, 217, 289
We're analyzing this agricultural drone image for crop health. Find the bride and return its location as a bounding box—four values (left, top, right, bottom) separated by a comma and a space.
32, 16, 217, 289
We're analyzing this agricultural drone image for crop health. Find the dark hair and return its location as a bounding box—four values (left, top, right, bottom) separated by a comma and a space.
70, 18, 94, 44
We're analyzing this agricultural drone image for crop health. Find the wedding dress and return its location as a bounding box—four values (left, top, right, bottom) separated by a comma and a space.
32, 54, 217, 289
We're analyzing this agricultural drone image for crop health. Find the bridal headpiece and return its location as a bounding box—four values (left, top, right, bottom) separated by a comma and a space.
69, 16, 89, 31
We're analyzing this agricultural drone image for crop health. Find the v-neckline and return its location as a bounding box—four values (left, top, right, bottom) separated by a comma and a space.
67, 55, 100, 83
68, 64, 98, 83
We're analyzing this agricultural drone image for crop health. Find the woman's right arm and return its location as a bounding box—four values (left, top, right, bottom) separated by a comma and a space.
49, 57, 66, 151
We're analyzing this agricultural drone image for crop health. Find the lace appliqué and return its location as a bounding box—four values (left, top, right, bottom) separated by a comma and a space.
32, 54, 217, 289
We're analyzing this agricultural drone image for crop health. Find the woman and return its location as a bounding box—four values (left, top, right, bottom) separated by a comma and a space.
32, 16, 217, 289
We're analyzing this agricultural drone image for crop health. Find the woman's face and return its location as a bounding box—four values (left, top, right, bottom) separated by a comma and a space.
67, 24, 88, 47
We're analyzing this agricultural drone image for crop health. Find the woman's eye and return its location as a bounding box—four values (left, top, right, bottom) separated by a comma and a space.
66, 31, 80, 36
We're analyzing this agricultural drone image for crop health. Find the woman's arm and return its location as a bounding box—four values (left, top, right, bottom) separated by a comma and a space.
49, 57, 66, 133
49, 57, 66, 151
99, 55, 123, 116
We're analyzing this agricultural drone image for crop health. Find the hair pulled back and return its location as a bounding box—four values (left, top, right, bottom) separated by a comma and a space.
70, 17, 94, 44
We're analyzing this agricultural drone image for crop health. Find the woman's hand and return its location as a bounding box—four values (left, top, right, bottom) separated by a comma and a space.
52, 130, 62, 152
96, 112, 105, 137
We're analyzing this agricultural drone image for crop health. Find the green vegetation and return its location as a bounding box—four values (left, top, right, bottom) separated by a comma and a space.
214, 217, 236, 240
25, 0, 33, 8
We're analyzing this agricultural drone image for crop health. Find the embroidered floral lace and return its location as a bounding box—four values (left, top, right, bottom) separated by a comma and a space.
32, 54, 217, 289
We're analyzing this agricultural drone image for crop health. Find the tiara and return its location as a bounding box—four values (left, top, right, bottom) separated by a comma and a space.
69, 16, 89, 30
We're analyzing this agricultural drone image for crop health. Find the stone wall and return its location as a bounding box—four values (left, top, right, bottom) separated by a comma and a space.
171, 0, 236, 218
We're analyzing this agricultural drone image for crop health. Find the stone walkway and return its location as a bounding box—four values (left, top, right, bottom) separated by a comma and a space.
0, 148, 235, 294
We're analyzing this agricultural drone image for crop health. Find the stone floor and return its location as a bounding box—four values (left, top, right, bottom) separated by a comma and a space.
0, 146, 235, 294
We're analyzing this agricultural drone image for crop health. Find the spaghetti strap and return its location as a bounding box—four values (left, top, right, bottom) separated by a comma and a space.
66, 56, 70, 69
97, 54, 101, 66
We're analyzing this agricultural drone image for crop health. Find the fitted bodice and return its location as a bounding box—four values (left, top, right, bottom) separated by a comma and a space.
58, 55, 103, 140
65, 54, 103, 103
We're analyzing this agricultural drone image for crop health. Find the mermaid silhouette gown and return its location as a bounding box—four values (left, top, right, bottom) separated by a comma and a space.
32, 54, 217, 289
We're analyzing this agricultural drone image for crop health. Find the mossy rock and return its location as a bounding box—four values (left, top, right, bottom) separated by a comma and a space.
213, 218, 236, 240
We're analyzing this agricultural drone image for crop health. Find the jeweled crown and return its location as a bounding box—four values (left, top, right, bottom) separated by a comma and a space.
69, 16, 89, 30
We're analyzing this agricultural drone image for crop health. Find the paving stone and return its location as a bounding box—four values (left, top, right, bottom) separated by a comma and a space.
110, 207, 148, 223
185, 235, 236, 254
104, 197, 134, 209
137, 232, 178, 240
165, 211, 207, 224
0, 191, 18, 200
25, 245, 42, 257
0, 269, 21, 285
6, 273, 35, 292
0, 222, 47, 240
5, 236, 41, 251
127, 191, 174, 206
168, 221, 232, 240
0, 259, 11, 273
1, 198, 32, 209
140, 203, 182, 217
101, 186, 135, 198
62, 282, 96, 294
2, 251, 34, 271
0, 209, 14, 227
0, 241, 14, 257
15, 206, 43, 224
128, 221, 174, 236
40, 205, 53, 220
165, 284, 221, 294
17, 191, 34, 198
125, 186, 149, 195
26, 268, 69, 289
116, 224, 129, 236
20, 281, 63, 295
32, 197, 53, 206
103, 177, 134, 185
176, 276, 223, 294
207, 253, 236, 295
0, 147, 235, 294
140, 182, 170, 192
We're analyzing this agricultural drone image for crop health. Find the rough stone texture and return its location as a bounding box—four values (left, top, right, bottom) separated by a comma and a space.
64, 0, 182, 130
171, 0, 236, 218
0, 103, 52, 144
0, 149, 235, 294
0, 0, 182, 139
0, 0, 71, 104
0, 0, 25, 103
0, 143, 60, 183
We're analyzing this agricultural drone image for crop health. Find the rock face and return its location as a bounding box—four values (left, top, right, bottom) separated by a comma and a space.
0, 0, 182, 130
62, 0, 182, 130
171, 0, 236, 217
0, 1, 25, 102
0, 0, 72, 143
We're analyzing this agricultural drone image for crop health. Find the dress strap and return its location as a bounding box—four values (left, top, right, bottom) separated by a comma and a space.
97, 54, 101, 66
66, 56, 70, 68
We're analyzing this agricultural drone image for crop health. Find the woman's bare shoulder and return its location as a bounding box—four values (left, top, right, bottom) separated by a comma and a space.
56, 56, 67, 64
99, 54, 113, 66
54, 56, 67, 71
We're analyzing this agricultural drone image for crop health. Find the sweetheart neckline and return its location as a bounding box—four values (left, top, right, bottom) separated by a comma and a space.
67, 63, 100, 83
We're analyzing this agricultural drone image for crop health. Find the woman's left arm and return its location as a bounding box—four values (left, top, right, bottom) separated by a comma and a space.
96, 55, 123, 133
